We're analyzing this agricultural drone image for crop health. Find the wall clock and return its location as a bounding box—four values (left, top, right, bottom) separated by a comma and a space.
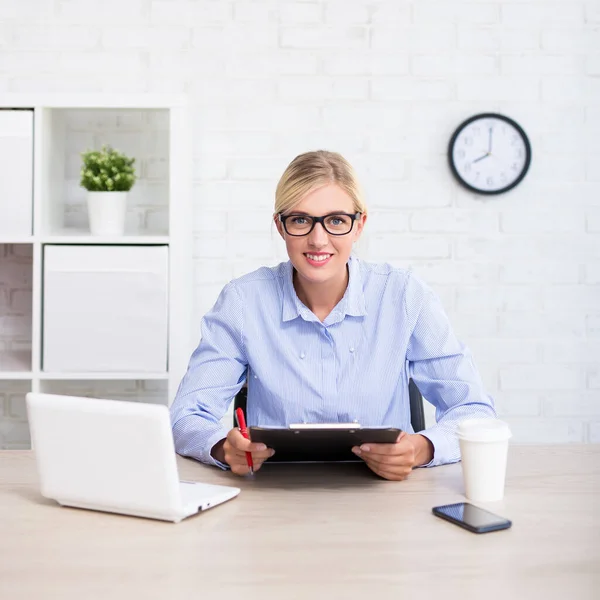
448, 113, 531, 195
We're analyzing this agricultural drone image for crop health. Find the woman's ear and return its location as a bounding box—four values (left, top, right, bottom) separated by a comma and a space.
274, 214, 285, 239
354, 212, 367, 241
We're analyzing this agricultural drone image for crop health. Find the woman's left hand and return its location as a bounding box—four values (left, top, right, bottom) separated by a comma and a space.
352, 432, 434, 481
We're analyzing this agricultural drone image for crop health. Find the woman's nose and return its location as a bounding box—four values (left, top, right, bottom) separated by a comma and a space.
307, 222, 329, 246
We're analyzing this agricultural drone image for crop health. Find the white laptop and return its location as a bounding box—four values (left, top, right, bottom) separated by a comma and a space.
25, 393, 240, 523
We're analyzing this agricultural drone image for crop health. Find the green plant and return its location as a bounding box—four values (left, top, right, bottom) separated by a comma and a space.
80, 145, 137, 192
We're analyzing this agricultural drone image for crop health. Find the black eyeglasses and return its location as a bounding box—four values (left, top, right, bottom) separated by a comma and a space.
278, 212, 361, 236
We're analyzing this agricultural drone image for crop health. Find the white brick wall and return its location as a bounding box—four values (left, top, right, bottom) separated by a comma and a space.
0, 245, 32, 357
0, 0, 598, 447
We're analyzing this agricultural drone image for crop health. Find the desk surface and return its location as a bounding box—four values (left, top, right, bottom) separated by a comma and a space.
0, 446, 599, 600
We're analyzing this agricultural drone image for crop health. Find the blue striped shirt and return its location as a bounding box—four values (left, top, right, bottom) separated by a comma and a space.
171, 256, 496, 469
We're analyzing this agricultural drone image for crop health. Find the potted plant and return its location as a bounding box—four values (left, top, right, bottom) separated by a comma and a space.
80, 145, 137, 236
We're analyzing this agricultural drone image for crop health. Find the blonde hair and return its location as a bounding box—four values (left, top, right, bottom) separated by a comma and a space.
274, 150, 367, 217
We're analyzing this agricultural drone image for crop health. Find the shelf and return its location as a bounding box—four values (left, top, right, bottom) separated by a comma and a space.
0, 93, 187, 109
0, 96, 193, 438
0, 373, 32, 380
41, 231, 169, 245
38, 372, 169, 380
0, 233, 171, 244
0, 237, 34, 245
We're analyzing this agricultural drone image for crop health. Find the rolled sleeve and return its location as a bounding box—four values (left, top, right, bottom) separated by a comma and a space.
416, 427, 460, 468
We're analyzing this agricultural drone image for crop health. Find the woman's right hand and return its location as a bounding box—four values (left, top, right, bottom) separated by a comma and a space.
212, 428, 275, 475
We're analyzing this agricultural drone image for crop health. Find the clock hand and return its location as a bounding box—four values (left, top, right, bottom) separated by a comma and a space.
488, 127, 493, 153
472, 153, 490, 164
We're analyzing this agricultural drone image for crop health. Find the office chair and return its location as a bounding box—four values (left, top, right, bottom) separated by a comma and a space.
233, 378, 426, 433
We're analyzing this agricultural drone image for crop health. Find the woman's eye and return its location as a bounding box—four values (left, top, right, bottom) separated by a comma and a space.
291, 216, 308, 225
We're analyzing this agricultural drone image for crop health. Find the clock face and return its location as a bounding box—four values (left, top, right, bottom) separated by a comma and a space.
448, 113, 531, 194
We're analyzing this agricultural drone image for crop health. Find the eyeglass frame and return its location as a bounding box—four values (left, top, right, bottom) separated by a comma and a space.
278, 212, 362, 237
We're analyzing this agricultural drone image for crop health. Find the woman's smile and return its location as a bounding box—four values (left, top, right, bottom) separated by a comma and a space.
304, 252, 333, 267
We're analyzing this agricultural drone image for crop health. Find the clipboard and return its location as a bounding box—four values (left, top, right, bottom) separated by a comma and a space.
248, 423, 402, 463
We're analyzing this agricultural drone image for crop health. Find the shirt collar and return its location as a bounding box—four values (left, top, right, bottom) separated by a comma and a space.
281, 255, 367, 324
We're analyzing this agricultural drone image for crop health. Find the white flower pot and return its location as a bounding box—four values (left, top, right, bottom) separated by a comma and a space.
87, 191, 128, 236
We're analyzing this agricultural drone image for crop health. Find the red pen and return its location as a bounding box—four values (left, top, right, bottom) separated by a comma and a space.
235, 407, 254, 475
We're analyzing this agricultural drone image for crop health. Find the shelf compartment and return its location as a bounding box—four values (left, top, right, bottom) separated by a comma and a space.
0, 351, 32, 379
40, 107, 170, 237
0, 244, 33, 374
0, 380, 31, 449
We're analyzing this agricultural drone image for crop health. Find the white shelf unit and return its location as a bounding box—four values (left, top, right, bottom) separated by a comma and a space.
0, 95, 193, 448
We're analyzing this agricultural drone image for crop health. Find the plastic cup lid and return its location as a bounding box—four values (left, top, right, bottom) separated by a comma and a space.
456, 418, 512, 442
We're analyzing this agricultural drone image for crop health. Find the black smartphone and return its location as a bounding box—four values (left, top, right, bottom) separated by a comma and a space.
432, 502, 512, 534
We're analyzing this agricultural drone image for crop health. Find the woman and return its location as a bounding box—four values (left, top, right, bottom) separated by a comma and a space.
170, 150, 496, 481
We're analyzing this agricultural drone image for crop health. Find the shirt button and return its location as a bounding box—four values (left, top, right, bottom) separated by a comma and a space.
300, 352, 305, 359
253, 375, 258, 379
349, 347, 355, 353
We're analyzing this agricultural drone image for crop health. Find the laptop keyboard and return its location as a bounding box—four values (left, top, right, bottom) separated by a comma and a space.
179, 481, 224, 508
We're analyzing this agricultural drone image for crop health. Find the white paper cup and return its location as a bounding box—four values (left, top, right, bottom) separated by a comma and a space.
457, 418, 512, 502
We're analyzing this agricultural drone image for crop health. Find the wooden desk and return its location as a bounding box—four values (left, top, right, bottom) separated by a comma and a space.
0, 446, 598, 600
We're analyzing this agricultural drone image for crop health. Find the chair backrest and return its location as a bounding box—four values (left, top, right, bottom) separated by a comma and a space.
233, 379, 426, 433
408, 379, 426, 432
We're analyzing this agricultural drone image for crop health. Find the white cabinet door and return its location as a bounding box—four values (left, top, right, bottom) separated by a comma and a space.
43, 245, 169, 373
0, 110, 33, 236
